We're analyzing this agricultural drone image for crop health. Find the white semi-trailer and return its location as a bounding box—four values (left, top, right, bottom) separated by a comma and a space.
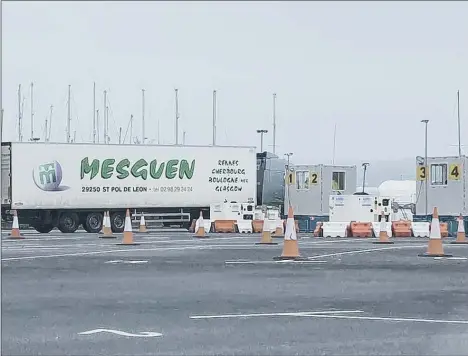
1, 142, 257, 233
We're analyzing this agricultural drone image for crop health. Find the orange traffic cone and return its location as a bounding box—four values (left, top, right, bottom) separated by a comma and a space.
138, 213, 149, 233
373, 212, 393, 244
419, 207, 452, 257
99, 211, 116, 238
273, 219, 284, 238
8, 210, 24, 239
256, 219, 278, 245
274, 206, 306, 260
450, 215, 468, 244
194, 211, 208, 238
117, 209, 139, 245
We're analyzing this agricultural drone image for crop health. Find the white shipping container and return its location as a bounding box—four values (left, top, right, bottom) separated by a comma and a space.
6, 142, 257, 210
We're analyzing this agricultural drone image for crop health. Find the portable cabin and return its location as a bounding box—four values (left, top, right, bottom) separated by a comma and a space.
414, 155, 467, 235
284, 164, 357, 231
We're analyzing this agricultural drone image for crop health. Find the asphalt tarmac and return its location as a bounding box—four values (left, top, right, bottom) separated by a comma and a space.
2, 231, 468, 355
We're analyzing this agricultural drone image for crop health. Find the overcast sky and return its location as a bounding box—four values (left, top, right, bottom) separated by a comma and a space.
2, 1, 467, 164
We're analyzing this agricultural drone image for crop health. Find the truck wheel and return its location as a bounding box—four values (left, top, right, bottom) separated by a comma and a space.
110, 212, 125, 233
33, 224, 55, 233
84, 212, 103, 233
58, 212, 80, 233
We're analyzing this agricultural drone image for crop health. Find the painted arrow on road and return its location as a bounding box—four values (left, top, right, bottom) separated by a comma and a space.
78, 329, 162, 337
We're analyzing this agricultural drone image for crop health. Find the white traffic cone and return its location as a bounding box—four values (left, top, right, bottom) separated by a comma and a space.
255, 219, 278, 245
117, 209, 139, 245
274, 205, 306, 260
138, 214, 148, 233
194, 211, 208, 238
419, 207, 452, 257
8, 210, 24, 239
373, 212, 393, 244
99, 211, 115, 238
451, 214, 468, 244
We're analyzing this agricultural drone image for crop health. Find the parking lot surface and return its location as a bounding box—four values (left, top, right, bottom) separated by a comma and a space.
2, 231, 468, 355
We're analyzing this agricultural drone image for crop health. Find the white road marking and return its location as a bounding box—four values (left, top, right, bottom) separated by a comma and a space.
105, 260, 149, 264
3, 243, 109, 249
0, 244, 260, 261
302, 238, 367, 244
190, 310, 364, 319
2, 236, 89, 241
225, 260, 327, 265
306, 245, 424, 259
303, 313, 468, 325
78, 328, 162, 337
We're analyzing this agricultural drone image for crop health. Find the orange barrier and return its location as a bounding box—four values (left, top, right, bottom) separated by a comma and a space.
440, 222, 448, 238
314, 222, 323, 237
440, 223, 448, 238
252, 220, 264, 233
350, 222, 373, 238
392, 220, 412, 237
213, 220, 237, 233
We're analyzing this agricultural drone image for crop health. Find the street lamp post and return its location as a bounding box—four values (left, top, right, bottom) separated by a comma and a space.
284, 152, 293, 170
284, 152, 293, 208
421, 119, 429, 218
361, 162, 370, 193
256, 129, 268, 152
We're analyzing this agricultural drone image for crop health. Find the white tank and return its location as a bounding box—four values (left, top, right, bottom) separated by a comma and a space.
378, 180, 416, 204
355, 186, 379, 195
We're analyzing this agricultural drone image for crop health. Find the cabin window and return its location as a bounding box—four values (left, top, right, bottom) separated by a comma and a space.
295, 170, 310, 190
332, 171, 346, 191
430, 163, 447, 185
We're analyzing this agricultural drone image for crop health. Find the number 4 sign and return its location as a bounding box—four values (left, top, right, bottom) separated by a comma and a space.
449, 163, 462, 180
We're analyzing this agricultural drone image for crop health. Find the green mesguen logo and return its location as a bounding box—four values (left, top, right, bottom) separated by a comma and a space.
80, 158, 196, 180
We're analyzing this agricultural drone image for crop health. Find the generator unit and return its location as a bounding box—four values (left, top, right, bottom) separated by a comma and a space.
329, 195, 395, 223
209, 201, 255, 221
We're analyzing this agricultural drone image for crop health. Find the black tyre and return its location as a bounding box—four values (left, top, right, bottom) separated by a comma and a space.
82, 223, 92, 233
33, 224, 55, 233
110, 211, 125, 233
84, 212, 103, 233
57, 212, 80, 233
